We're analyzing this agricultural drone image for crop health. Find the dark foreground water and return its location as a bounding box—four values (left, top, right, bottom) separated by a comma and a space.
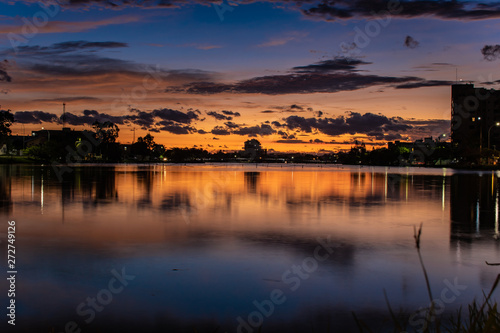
0, 164, 499, 333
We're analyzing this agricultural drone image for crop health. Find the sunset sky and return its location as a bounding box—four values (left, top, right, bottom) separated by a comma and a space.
1, 0, 500, 152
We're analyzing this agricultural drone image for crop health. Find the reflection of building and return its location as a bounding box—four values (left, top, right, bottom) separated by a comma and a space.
450, 173, 498, 241
451, 84, 500, 156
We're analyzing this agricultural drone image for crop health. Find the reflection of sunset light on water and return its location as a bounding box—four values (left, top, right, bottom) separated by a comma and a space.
1, 164, 500, 332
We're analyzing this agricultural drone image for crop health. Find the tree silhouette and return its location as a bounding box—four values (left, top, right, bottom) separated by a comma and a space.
92, 120, 119, 144
0, 110, 14, 143
92, 121, 120, 161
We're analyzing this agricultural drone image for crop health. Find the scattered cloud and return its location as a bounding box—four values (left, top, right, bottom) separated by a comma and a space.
4, 41, 128, 56
292, 58, 371, 73
276, 139, 307, 143
32, 96, 102, 103
211, 126, 231, 136
206, 111, 234, 121
0, 15, 143, 34
404, 36, 419, 49
13, 1, 500, 22
1, 40, 216, 86
280, 112, 412, 138
395, 80, 454, 89
167, 57, 451, 95
221, 110, 241, 117
258, 31, 308, 47
14, 111, 59, 124
232, 124, 275, 137
12, 108, 201, 133
482, 45, 500, 61
0, 59, 11, 82
301, 1, 500, 21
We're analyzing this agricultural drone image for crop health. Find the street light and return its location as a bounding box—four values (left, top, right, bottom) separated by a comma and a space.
488, 122, 500, 149
478, 117, 482, 155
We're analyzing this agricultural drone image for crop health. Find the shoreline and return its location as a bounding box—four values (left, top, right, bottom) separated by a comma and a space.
2, 156, 500, 172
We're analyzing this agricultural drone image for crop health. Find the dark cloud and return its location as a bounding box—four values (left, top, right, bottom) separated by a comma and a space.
150, 108, 199, 124
274, 112, 449, 142
301, 0, 500, 21
232, 124, 276, 137
32, 96, 101, 102
159, 125, 195, 134
276, 139, 307, 143
481, 45, 500, 61
221, 110, 241, 117
282, 112, 413, 138
432, 62, 454, 66
3, 41, 127, 57
12, 108, 201, 134
310, 139, 324, 143
167, 57, 447, 95
27, 56, 136, 77
224, 121, 241, 129
2, 41, 215, 83
14, 111, 59, 124
292, 58, 371, 73
169, 72, 425, 95
395, 80, 453, 89
277, 130, 288, 139
61, 109, 126, 125
211, 126, 230, 136
272, 104, 310, 113
0, 59, 12, 82
481, 79, 500, 85
404, 36, 420, 49
261, 110, 278, 113
403, 118, 450, 137
13, 1, 500, 22
206, 111, 233, 121
277, 130, 296, 139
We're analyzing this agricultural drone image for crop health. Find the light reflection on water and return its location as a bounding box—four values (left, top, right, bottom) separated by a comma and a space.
0, 164, 499, 332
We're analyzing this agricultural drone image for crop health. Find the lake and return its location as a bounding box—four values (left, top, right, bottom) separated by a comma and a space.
0, 164, 499, 333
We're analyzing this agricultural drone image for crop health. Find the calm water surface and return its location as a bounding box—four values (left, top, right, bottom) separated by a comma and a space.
0, 164, 499, 332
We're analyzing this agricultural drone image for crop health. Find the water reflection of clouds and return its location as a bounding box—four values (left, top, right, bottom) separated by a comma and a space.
1, 165, 500, 332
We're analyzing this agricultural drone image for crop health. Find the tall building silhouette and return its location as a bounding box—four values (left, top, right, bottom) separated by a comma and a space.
451, 84, 500, 158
